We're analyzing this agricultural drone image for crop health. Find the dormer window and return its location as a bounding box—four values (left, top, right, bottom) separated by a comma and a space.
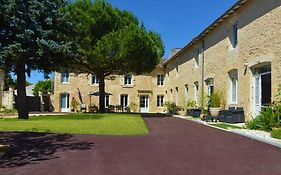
61, 71, 69, 83
231, 22, 238, 48
157, 75, 164, 86
91, 74, 100, 85
195, 48, 199, 67
124, 74, 132, 85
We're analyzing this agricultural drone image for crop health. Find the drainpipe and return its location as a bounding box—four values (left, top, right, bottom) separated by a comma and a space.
201, 40, 205, 109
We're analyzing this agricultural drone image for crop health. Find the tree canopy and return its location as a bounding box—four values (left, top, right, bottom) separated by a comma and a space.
32, 80, 53, 96
63, 0, 164, 112
0, 0, 75, 118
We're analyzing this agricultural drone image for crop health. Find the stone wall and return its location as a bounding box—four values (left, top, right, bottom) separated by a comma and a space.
164, 0, 281, 120
53, 66, 166, 113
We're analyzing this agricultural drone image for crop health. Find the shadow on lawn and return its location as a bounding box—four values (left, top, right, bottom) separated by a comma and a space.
0, 132, 94, 168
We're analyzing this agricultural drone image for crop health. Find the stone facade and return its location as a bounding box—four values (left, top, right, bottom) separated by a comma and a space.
53, 65, 166, 113
53, 0, 281, 120
164, 0, 281, 120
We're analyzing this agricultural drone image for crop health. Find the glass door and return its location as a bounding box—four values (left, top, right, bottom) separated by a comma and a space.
61, 93, 70, 112
140, 95, 149, 113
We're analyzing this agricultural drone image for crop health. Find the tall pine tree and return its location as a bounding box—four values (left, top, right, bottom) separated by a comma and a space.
63, 0, 164, 112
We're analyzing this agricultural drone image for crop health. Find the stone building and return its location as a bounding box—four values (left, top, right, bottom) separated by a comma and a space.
53, 61, 166, 113
53, 0, 281, 120
164, 0, 281, 120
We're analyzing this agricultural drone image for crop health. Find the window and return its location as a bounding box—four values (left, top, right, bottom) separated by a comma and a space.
157, 74, 164, 86
205, 78, 214, 96
157, 95, 164, 107
229, 70, 238, 104
175, 87, 179, 106
185, 85, 189, 104
195, 48, 200, 67
61, 71, 69, 83
120, 94, 128, 109
124, 74, 132, 85
194, 82, 199, 106
232, 23, 238, 48
91, 74, 99, 85
105, 95, 110, 107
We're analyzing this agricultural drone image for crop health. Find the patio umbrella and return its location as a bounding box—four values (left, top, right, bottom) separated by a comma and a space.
89, 91, 113, 96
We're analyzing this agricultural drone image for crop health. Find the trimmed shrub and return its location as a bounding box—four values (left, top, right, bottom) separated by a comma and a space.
164, 101, 179, 115
246, 105, 281, 131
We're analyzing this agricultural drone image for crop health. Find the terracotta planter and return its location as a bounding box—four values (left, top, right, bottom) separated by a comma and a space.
179, 110, 186, 116
0, 145, 10, 157
209, 107, 221, 117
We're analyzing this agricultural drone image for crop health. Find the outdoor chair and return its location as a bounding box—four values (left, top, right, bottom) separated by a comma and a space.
220, 107, 245, 123
115, 105, 122, 112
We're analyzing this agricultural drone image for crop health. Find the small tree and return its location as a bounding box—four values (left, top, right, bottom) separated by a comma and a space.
0, 0, 75, 119
63, 0, 164, 112
32, 80, 53, 96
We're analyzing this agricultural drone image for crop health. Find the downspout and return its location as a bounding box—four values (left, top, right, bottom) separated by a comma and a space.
201, 40, 205, 109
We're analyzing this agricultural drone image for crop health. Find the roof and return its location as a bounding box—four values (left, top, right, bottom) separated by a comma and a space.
164, 0, 248, 66
156, 58, 166, 67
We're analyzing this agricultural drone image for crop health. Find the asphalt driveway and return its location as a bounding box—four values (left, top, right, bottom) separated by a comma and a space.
1, 113, 281, 175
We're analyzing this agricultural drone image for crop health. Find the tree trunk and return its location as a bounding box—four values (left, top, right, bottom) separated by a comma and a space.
16, 63, 29, 119
99, 74, 105, 113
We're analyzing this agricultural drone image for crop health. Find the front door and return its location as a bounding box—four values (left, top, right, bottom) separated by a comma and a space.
253, 72, 271, 117
140, 95, 149, 113
61, 93, 70, 112
253, 76, 261, 117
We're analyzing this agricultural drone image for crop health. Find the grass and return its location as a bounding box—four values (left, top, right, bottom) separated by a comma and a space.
271, 129, 281, 139
210, 123, 242, 130
0, 113, 149, 136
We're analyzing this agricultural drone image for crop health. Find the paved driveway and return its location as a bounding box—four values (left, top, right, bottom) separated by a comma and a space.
1, 114, 281, 175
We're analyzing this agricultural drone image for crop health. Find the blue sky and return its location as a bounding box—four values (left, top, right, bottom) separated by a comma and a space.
28, 0, 236, 83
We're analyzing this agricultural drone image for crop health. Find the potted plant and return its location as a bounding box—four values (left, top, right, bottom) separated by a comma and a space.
186, 100, 201, 117
0, 106, 6, 112
208, 90, 225, 117
0, 144, 10, 157
70, 97, 79, 112
164, 101, 179, 115
129, 102, 138, 113
178, 106, 186, 116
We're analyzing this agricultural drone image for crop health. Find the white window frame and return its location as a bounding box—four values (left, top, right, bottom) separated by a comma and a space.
185, 85, 189, 104
157, 95, 164, 107
205, 79, 214, 97
175, 87, 179, 106
157, 74, 164, 86
61, 71, 69, 83
91, 74, 100, 85
229, 71, 238, 104
124, 74, 133, 85
120, 94, 129, 109
194, 82, 199, 106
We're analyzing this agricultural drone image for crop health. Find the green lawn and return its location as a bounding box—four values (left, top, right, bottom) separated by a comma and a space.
271, 129, 281, 139
0, 113, 149, 136
210, 123, 242, 130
